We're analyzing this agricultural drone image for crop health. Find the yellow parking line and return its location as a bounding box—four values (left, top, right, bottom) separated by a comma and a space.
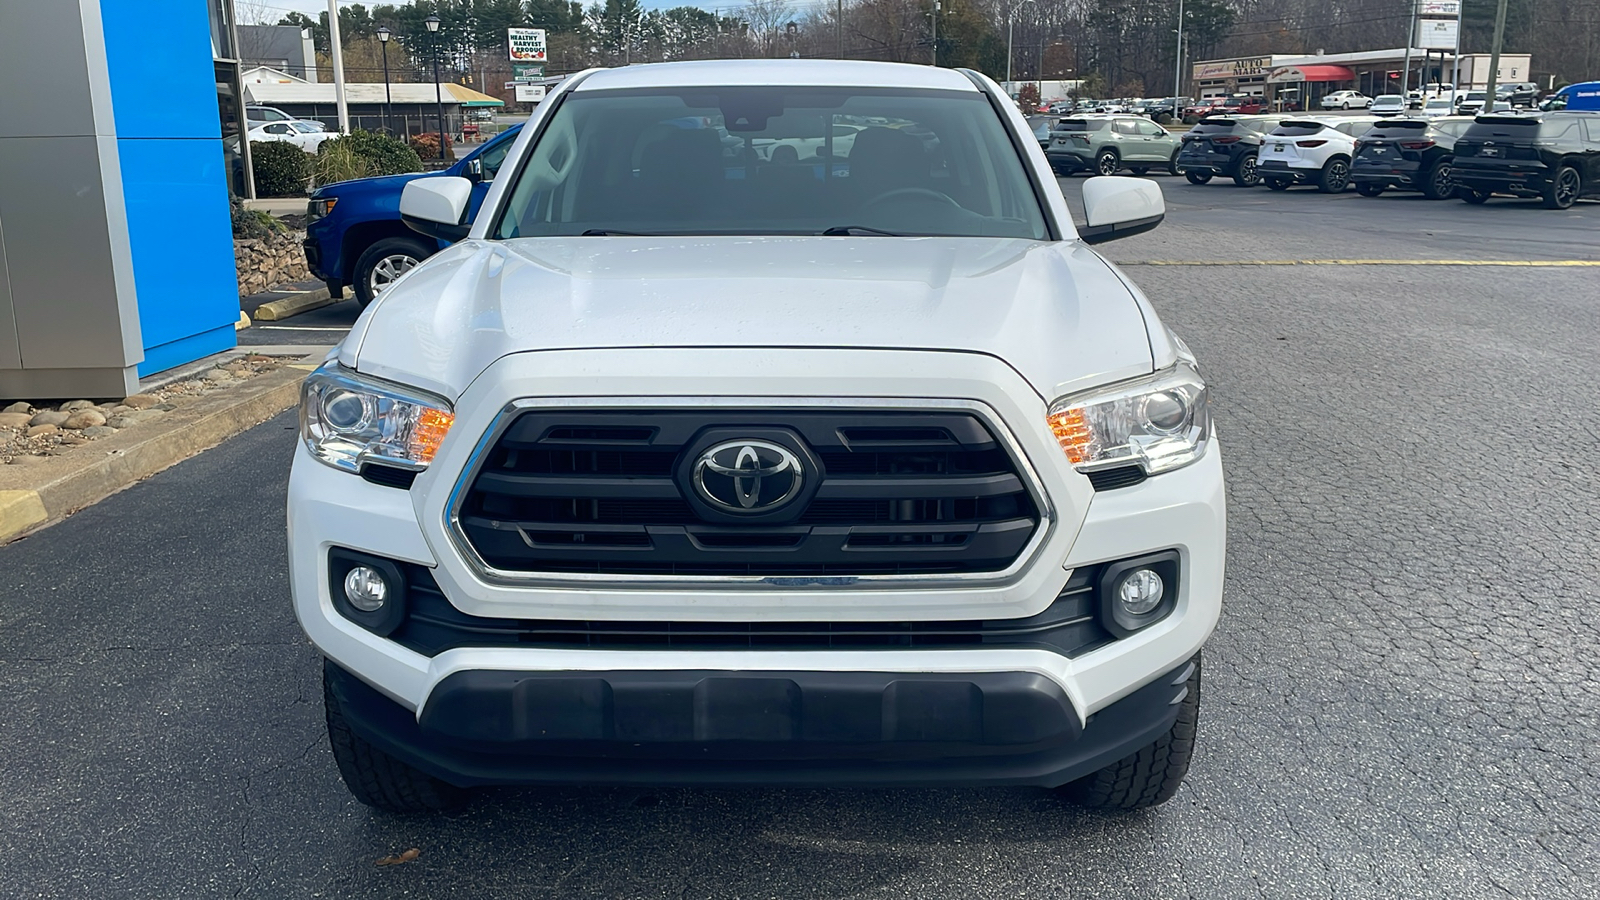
1121, 259, 1600, 267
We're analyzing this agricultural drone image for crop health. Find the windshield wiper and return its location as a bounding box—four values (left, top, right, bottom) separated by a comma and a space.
821, 225, 903, 237
580, 228, 653, 236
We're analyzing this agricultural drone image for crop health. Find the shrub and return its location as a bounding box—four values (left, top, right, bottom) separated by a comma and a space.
343, 130, 423, 175
310, 139, 377, 187
409, 131, 453, 160
249, 141, 311, 196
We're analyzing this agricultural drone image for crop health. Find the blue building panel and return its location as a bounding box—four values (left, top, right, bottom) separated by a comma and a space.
100, 0, 222, 140
100, 0, 238, 377
116, 138, 239, 375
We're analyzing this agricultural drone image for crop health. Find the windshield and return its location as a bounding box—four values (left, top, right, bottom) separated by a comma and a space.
493, 86, 1049, 240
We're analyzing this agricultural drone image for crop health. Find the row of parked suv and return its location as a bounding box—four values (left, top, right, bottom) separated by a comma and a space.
1174, 110, 1600, 209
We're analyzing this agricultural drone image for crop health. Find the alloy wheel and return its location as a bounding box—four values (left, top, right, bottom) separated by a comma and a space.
1239, 156, 1258, 186
369, 254, 420, 296
1556, 168, 1580, 208
1328, 160, 1349, 191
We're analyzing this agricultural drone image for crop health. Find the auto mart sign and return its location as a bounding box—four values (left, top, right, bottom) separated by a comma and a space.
1192, 57, 1271, 80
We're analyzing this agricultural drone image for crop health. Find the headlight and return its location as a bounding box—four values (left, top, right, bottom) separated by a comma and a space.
300, 364, 454, 473
1047, 360, 1210, 475
307, 197, 337, 220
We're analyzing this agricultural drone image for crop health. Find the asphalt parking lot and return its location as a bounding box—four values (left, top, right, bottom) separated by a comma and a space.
4, 176, 1598, 898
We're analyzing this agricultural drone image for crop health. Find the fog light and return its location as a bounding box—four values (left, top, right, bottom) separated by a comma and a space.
1116, 568, 1165, 615
343, 566, 389, 612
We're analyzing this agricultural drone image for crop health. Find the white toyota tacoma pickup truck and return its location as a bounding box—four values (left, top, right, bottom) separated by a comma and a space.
290, 60, 1225, 813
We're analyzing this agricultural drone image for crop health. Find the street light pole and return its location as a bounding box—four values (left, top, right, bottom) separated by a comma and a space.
1483, 0, 1510, 111
376, 26, 394, 136
930, 0, 938, 67
425, 14, 445, 162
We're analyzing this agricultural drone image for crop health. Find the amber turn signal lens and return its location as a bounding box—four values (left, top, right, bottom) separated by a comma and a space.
407, 408, 454, 463
1048, 408, 1093, 464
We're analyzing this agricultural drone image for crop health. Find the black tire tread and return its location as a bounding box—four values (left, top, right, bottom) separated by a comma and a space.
324, 665, 466, 813
1064, 654, 1201, 810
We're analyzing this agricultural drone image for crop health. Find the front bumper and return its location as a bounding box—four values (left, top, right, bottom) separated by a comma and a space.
289, 348, 1227, 784
325, 655, 1197, 787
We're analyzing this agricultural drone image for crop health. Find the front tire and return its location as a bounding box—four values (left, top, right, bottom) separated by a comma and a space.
1231, 154, 1261, 187
1095, 150, 1120, 177
1316, 157, 1351, 193
1168, 149, 1182, 176
1342, 101, 1350, 110
1186, 170, 1213, 185
1544, 166, 1581, 210
352, 236, 434, 309
325, 663, 467, 813
1062, 655, 1202, 810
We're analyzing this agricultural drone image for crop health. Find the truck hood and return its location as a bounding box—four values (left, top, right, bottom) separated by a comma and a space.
315, 170, 434, 198
344, 237, 1161, 402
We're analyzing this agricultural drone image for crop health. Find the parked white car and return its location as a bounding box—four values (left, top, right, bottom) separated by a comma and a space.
246, 104, 327, 132
1369, 94, 1409, 116
293, 59, 1225, 814
245, 121, 336, 152
1257, 115, 1377, 192
1421, 97, 1456, 117
1320, 91, 1371, 110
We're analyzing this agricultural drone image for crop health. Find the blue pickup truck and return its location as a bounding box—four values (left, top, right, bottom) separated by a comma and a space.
303, 125, 521, 306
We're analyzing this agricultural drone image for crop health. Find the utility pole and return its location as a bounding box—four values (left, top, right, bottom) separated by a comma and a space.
1399, 0, 1416, 96
837, 0, 843, 59
1483, 0, 1510, 109
327, 0, 349, 134
1172, 0, 1184, 121
1450, 0, 1462, 98
930, 0, 939, 67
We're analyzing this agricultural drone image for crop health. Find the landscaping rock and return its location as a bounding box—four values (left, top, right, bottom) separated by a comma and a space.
3, 401, 30, 415
82, 426, 118, 438
29, 411, 69, 427
106, 416, 139, 429
154, 403, 179, 412
27, 424, 59, 437
0, 412, 32, 430
59, 399, 96, 412
123, 394, 159, 409
63, 409, 108, 430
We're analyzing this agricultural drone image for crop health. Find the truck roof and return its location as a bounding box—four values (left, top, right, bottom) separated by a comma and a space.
572, 59, 982, 93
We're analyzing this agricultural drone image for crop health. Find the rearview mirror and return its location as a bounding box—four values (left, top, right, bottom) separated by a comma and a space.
1077, 177, 1165, 245
401, 176, 473, 242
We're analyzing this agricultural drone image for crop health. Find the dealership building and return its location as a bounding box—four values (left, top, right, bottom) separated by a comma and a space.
1191, 48, 1536, 108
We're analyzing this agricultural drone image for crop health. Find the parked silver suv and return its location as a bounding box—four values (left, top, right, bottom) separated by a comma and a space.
1047, 115, 1182, 176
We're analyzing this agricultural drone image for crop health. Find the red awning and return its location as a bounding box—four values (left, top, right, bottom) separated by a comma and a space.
1267, 65, 1357, 84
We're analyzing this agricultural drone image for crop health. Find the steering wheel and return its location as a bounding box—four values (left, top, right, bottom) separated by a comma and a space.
861, 187, 961, 209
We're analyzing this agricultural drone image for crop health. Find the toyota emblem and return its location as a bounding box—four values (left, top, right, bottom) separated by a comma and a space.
692, 440, 805, 513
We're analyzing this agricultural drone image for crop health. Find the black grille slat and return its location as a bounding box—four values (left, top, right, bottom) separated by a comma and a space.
460, 410, 1041, 576
392, 564, 1110, 656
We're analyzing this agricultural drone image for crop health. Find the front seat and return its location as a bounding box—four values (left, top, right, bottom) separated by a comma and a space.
845, 127, 929, 203
637, 128, 725, 220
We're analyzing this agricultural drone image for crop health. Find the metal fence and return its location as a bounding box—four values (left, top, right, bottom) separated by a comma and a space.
296, 113, 508, 145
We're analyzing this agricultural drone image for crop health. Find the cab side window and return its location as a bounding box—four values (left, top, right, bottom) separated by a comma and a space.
1113, 120, 1140, 136
1138, 121, 1166, 136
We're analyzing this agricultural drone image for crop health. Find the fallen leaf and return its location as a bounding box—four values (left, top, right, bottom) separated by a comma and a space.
376, 848, 421, 866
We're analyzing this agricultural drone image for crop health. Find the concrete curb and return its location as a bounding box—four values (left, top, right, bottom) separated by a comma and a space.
254, 286, 333, 321
0, 365, 311, 545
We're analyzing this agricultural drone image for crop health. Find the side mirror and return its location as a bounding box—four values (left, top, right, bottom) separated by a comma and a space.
401, 176, 473, 242
464, 158, 483, 182
1077, 176, 1164, 245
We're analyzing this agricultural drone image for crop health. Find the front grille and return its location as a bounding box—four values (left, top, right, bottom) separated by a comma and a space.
392, 564, 1110, 657
456, 409, 1043, 577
